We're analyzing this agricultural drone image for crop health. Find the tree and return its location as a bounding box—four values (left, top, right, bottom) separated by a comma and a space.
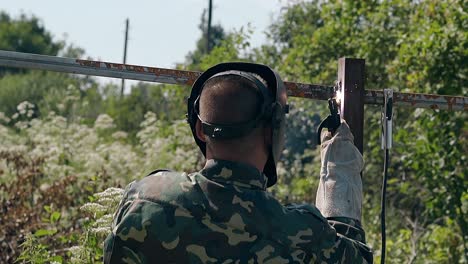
0, 12, 64, 75
184, 9, 226, 69
101, 82, 187, 136
0, 12, 97, 125
254, 1, 467, 262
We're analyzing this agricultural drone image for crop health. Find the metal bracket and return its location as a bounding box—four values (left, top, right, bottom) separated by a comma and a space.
381, 89, 393, 149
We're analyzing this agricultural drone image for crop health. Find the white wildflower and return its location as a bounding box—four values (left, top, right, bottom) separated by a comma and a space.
67, 246, 83, 255
94, 187, 124, 199
0, 125, 9, 138
0, 112, 10, 123
52, 115, 67, 129
90, 226, 111, 236
112, 131, 128, 139
39, 183, 51, 192
17, 101, 34, 114
93, 214, 113, 226
94, 114, 116, 130
57, 103, 65, 111
96, 197, 117, 205
14, 121, 28, 130
80, 202, 107, 214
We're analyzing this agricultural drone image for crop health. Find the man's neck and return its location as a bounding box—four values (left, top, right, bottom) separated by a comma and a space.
204, 152, 266, 173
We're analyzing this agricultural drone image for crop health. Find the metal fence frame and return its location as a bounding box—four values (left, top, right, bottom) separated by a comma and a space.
0, 50, 466, 153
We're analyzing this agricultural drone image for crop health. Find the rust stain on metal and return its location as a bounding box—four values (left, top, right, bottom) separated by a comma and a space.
76, 58, 202, 85
424, 94, 442, 100
145, 67, 201, 85
76, 59, 101, 68
445, 96, 456, 111
284, 81, 334, 100
364, 90, 384, 105
398, 93, 419, 106
364, 90, 466, 111
74, 58, 467, 111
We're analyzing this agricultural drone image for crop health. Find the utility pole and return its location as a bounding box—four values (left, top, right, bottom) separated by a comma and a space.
121, 18, 129, 98
206, 0, 213, 53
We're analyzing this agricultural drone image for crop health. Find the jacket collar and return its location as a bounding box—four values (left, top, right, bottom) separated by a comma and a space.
199, 159, 268, 190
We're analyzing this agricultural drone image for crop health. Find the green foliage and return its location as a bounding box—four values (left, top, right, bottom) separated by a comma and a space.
0, 147, 112, 262
198, 26, 254, 70
0, 12, 63, 76
102, 82, 188, 136
16, 187, 124, 264
389, 0, 467, 95
185, 9, 226, 70
1, 1, 466, 262
17, 234, 62, 264
257, 0, 467, 262
0, 106, 202, 262
0, 71, 100, 125
69, 187, 124, 263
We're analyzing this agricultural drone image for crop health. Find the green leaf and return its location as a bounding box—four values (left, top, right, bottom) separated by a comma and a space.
44, 205, 51, 213
51, 255, 63, 263
34, 228, 57, 237
50, 211, 61, 223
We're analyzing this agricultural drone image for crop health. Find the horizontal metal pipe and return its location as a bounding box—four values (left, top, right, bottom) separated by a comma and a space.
0, 50, 202, 85
365, 90, 466, 111
0, 50, 466, 111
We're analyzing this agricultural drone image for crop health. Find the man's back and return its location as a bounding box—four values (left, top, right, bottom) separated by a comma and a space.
104, 159, 372, 263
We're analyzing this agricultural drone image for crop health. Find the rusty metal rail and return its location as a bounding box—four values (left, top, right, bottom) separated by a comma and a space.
0, 50, 466, 111
365, 90, 466, 111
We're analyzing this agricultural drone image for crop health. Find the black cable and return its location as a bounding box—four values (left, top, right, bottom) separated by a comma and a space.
381, 148, 389, 264
381, 92, 392, 264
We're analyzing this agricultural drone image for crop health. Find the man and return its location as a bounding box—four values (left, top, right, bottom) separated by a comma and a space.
104, 63, 373, 263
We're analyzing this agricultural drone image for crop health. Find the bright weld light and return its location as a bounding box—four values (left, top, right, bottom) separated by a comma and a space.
335, 89, 344, 104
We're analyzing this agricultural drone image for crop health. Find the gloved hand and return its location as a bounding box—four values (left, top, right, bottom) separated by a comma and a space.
315, 120, 363, 221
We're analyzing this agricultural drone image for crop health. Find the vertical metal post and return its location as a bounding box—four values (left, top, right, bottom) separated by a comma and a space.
337, 58, 365, 154
121, 18, 129, 97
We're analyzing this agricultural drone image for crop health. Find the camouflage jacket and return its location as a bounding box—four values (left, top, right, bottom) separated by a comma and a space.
104, 159, 373, 263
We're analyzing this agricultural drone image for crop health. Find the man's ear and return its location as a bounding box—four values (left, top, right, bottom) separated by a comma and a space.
195, 119, 207, 143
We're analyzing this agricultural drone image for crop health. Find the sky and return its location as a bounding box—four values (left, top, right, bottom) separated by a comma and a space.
2, 0, 285, 87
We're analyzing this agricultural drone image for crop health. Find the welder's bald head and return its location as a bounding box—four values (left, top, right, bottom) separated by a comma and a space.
199, 74, 264, 126
196, 73, 271, 159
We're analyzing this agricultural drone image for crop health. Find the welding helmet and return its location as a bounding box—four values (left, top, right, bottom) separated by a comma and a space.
187, 62, 288, 187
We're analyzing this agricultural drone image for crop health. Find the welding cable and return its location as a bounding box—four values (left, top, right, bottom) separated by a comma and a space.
381, 147, 389, 264
380, 94, 392, 264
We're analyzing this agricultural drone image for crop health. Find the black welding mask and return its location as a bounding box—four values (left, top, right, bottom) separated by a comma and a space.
187, 62, 288, 187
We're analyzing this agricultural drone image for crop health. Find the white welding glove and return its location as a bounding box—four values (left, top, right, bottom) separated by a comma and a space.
315, 120, 363, 221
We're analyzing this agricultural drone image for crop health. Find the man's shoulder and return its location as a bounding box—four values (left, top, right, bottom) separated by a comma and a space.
122, 169, 198, 205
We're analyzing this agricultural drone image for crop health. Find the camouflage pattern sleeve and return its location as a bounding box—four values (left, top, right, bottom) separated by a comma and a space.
327, 217, 368, 243
104, 160, 373, 263
284, 204, 373, 263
